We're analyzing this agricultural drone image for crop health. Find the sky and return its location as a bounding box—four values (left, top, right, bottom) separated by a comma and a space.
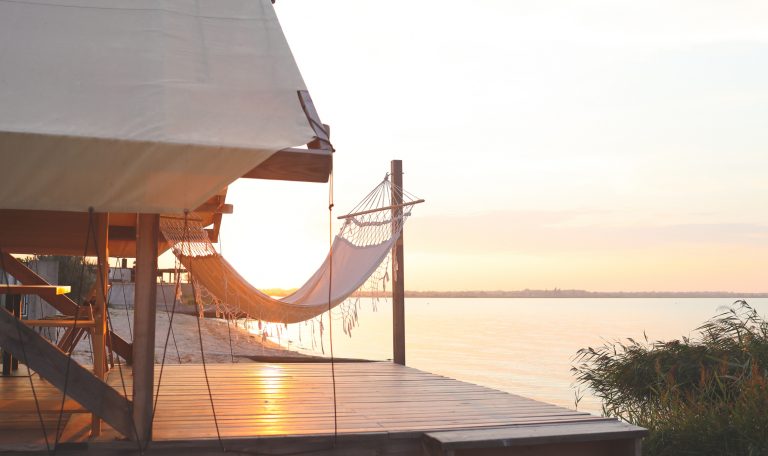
216, 1, 768, 293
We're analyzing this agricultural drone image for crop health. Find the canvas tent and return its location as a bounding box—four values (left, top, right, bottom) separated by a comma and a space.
0, 0, 317, 214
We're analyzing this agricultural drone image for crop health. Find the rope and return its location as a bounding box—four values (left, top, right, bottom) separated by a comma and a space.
53, 208, 93, 453
219, 230, 236, 363
226, 314, 235, 363
327, 170, 339, 443
0, 248, 52, 455
158, 282, 182, 363
88, 221, 143, 451
147, 215, 187, 452
186, 210, 225, 451
194, 277, 225, 451
116, 257, 133, 341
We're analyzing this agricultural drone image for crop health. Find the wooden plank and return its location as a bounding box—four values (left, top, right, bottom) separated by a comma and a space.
424, 420, 648, 456
194, 195, 234, 214
391, 160, 405, 365
0, 306, 134, 437
424, 422, 647, 450
242, 148, 331, 183
22, 319, 96, 328
132, 213, 159, 443
0, 285, 70, 296
0, 253, 80, 314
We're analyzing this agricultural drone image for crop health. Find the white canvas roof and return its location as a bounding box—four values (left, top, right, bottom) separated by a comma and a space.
0, 0, 315, 214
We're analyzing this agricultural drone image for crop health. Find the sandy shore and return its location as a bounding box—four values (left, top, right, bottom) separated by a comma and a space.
71, 307, 306, 365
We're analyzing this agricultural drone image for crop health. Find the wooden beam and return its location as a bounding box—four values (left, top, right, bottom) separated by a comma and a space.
338, 199, 425, 220
0, 210, 92, 255
194, 202, 233, 214
242, 148, 331, 183
132, 214, 159, 443
0, 284, 71, 296
0, 210, 169, 257
391, 160, 406, 366
0, 252, 132, 362
423, 421, 648, 455
23, 319, 96, 328
91, 212, 109, 435
0, 305, 134, 438
194, 194, 234, 214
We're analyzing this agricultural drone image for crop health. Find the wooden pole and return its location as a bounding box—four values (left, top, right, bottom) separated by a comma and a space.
91, 212, 109, 435
2, 294, 20, 376
133, 214, 159, 442
391, 160, 406, 365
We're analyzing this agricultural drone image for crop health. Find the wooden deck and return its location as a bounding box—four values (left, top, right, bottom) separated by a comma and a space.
0, 362, 646, 455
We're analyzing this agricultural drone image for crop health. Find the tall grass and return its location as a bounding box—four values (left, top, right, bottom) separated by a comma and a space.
573, 301, 768, 455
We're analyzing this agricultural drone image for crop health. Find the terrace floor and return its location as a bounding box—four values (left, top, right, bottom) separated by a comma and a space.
0, 362, 645, 455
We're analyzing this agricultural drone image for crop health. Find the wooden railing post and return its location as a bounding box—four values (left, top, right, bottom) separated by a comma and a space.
391, 160, 406, 365
133, 214, 159, 442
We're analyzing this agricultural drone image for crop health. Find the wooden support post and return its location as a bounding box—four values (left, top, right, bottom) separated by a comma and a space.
133, 214, 159, 443
391, 160, 406, 366
2, 294, 21, 376
91, 212, 109, 435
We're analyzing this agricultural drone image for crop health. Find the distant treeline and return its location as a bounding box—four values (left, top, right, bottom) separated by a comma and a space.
374, 289, 768, 299
261, 287, 768, 299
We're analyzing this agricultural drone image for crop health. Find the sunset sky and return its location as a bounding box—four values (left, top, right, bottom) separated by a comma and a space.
217, 1, 768, 292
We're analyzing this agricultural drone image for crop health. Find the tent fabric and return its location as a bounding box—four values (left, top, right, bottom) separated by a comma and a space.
0, 0, 315, 214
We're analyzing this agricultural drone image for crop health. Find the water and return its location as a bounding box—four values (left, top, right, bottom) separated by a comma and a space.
262, 297, 768, 415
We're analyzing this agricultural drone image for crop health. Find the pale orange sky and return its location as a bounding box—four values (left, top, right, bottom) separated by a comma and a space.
208, 1, 768, 293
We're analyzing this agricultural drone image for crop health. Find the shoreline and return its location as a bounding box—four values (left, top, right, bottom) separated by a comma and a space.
71, 308, 308, 366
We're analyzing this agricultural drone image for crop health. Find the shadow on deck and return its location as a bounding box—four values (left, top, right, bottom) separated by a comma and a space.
0, 362, 646, 455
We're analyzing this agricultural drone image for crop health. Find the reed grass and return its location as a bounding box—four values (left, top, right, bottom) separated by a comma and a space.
573, 300, 768, 455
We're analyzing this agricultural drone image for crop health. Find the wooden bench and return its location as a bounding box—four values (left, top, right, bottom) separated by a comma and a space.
423, 420, 647, 456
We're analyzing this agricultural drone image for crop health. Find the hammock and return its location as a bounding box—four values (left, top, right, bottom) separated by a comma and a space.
160, 177, 422, 324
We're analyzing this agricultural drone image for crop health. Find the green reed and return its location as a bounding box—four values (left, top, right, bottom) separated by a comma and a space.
573, 301, 768, 455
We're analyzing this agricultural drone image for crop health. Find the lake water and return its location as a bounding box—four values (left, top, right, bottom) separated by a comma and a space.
258, 297, 768, 415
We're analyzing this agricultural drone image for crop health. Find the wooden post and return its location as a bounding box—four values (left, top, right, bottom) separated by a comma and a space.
2, 294, 21, 376
391, 160, 406, 365
91, 212, 109, 435
133, 214, 159, 443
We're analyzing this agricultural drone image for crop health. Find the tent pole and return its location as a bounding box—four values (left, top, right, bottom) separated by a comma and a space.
391, 160, 406, 366
133, 214, 158, 442
91, 212, 109, 435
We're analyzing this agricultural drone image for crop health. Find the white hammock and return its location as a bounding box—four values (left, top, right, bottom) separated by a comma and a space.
160, 177, 421, 324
